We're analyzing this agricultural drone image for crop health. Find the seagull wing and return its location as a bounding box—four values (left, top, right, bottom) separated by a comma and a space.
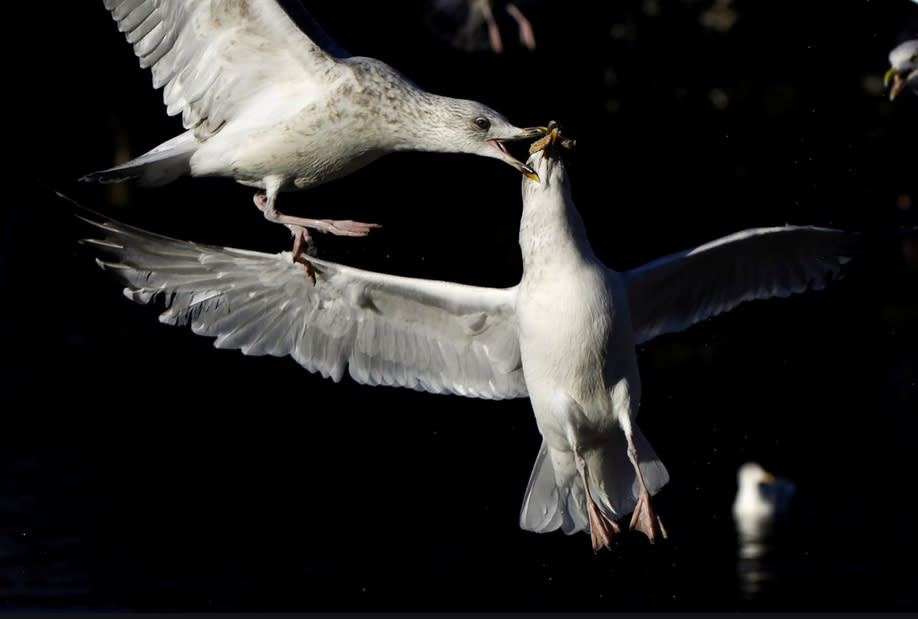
80, 212, 527, 400
104, 0, 350, 138
623, 226, 858, 345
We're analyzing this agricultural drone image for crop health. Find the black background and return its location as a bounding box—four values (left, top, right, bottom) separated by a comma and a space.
2, 0, 918, 611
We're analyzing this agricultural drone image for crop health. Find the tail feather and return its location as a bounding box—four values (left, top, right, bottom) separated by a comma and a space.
586, 424, 669, 519
519, 441, 589, 535
519, 426, 669, 536
81, 131, 197, 187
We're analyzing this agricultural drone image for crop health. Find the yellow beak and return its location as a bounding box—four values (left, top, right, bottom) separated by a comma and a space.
885, 66, 897, 88
885, 67, 905, 101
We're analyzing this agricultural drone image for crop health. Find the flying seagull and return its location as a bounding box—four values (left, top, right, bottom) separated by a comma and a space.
885, 39, 918, 100
77, 127, 856, 550
81, 0, 545, 274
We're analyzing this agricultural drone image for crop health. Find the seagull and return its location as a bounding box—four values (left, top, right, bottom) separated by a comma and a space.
732, 462, 796, 562
75, 126, 857, 550
732, 462, 796, 523
885, 39, 918, 100
81, 0, 546, 275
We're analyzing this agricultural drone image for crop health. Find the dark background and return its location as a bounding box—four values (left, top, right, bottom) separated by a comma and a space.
2, 0, 918, 611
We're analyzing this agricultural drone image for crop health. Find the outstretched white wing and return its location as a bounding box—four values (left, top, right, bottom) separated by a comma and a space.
103, 0, 349, 137
623, 226, 858, 345
81, 212, 527, 400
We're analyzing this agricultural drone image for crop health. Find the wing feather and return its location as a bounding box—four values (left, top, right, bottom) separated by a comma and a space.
102, 0, 350, 139
80, 212, 527, 400
623, 226, 858, 345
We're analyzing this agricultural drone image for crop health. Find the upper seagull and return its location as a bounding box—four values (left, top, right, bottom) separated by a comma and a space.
885, 39, 918, 100
77, 126, 857, 550
82, 0, 545, 272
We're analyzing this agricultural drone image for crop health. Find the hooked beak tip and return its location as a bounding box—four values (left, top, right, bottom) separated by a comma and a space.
885, 67, 905, 100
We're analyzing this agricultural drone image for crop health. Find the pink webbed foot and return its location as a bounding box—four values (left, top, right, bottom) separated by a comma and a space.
577, 455, 621, 552
629, 489, 668, 543
586, 495, 621, 552
253, 191, 382, 285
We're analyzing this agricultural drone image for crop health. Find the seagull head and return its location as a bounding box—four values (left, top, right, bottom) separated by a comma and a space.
431, 98, 546, 178
885, 39, 918, 101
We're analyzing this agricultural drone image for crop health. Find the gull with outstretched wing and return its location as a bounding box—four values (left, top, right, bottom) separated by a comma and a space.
78, 126, 856, 550
82, 0, 545, 278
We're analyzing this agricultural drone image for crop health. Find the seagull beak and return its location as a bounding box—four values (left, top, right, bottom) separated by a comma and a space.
885, 67, 905, 101
762, 472, 776, 483
489, 133, 542, 181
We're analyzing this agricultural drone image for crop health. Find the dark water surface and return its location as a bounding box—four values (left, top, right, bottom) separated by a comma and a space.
3, 0, 918, 611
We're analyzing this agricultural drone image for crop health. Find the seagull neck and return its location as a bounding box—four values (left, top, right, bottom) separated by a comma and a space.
519, 181, 599, 273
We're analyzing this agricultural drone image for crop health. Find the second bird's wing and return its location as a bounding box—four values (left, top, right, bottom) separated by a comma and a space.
81, 211, 527, 400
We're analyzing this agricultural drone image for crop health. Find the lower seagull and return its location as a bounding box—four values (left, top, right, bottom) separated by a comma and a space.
76, 125, 858, 550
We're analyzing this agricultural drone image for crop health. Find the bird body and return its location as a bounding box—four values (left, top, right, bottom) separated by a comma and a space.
77, 129, 856, 550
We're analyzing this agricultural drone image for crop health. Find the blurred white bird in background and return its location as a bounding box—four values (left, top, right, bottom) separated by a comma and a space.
75, 126, 856, 551
81, 0, 545, 278
732, 462, 796, 558
885, 39, 918, 100
733, 462, 796, 523
732, 462, 797, 599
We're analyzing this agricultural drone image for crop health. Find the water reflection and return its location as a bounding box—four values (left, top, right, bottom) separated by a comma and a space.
732, 462, 796, 601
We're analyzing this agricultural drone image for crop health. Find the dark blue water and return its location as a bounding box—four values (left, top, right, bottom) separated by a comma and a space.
4, 0, 918, 611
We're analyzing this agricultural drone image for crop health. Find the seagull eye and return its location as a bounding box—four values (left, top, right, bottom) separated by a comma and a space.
474, 117, 491, 130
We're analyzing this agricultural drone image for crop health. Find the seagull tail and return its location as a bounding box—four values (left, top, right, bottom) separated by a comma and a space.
81, 131, 197, 187
519, 441, 590, 536
583, 425, 670, 520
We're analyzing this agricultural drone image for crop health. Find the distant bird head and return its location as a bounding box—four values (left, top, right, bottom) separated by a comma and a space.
885, 39, 918, 101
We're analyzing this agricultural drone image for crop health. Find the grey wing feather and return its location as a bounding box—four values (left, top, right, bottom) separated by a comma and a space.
623, 225, 858, 345
102, 0, 346, 138
80, 212, 527, 400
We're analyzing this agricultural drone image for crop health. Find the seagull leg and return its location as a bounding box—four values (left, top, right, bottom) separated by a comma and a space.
253, 191, 381, 238
479, 0, 504, 53
625, 432, 668, 542
253, 191, 320, 284
290, 229, 317, 286
504, 3, 536, 50
575, 452, 620, 552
